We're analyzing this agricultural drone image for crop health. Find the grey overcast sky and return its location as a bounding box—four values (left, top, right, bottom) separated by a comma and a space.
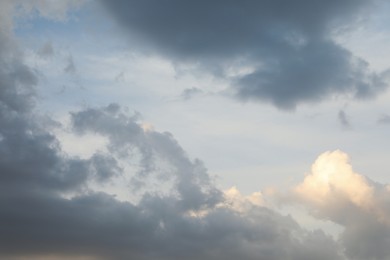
1, 0, 390, 259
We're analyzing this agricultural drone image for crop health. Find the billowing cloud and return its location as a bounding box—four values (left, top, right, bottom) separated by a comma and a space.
291, 150, 390, 260
0, 66, 343, 259
101, 0, 388, 109
0, 96, 346, 260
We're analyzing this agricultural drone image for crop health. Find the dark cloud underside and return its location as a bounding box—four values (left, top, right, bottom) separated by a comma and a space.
102, 0, 387, 109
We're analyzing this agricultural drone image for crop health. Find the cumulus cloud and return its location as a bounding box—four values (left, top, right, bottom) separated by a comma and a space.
101, 0, 388, 109
0, 78, 344, 259
221, 186, 264, 213
291, 150, 390, 260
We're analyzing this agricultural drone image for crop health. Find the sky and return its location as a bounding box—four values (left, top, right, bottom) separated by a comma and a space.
1, 0, 390, 259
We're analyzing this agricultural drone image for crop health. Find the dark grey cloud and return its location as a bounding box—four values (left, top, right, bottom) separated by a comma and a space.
70, 104, 223, 211
341, 215, 390, 260
0, 95, 344, 259
101, 0, 388, 109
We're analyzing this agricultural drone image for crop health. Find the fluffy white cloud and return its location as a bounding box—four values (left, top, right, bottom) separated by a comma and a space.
295, 150, 389, 224
291, 150, 390, 259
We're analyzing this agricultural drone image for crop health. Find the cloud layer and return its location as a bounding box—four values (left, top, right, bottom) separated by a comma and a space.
0, 3, 342, 258
102, 0, 388, 109
1, 2, 390, 260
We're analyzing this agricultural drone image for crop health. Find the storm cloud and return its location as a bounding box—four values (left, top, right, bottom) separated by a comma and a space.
101, 0, 388, 109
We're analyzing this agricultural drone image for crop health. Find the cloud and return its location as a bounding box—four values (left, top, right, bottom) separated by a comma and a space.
15, 0, 84, 21
64, 54, 77, 74
37, 41, 54, 59
338, 109, 351, 128
0, 98, 345, 259
115, 70, 125, 82
101, 0, 388, 109
221, 186, 264, 213
70, 103, 223, 210
0, 5, 344, 257
2, 1, 390, 259
180, 87, 203, 100
291, 150, 390, 260
0, 0, 83, 34
377, 114, 390, 124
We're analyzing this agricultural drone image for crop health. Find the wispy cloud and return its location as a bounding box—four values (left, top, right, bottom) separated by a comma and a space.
338, 109, 351, 129
377, 114, 390, 125
64, 54, 77, 74
37, 41, 54, 59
